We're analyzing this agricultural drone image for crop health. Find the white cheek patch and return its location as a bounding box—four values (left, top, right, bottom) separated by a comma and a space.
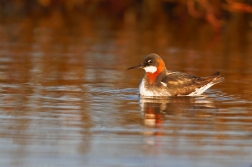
144, 66, 157, 73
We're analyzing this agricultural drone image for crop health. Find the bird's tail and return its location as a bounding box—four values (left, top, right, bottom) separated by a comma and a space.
211, 71, 224, 84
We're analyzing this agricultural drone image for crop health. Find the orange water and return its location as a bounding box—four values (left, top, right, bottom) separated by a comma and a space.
0, 15, 252, 167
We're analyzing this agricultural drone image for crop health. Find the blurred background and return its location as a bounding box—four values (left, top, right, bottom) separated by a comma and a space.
1, 0, 252, 51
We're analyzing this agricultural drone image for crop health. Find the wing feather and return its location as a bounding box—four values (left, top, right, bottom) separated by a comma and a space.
161, 71, 223, 95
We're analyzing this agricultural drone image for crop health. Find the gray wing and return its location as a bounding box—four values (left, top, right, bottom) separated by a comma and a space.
161, 71, 223, 95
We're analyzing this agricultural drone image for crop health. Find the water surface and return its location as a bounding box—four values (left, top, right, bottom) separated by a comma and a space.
0, 16, 252, 167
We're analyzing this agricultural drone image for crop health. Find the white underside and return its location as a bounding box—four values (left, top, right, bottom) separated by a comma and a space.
139, 79, 155, 96
139, 80, 171, 96
187, 82, 214, 96
139, 79, 215, 97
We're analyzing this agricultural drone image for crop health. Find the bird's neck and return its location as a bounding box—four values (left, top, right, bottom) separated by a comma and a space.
145, 59, 166, 84
145, 67, 167, 84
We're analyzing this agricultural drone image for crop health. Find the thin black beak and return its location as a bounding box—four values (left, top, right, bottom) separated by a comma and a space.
127, 64, 142, 70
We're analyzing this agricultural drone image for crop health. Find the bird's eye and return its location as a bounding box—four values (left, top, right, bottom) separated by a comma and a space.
148, 60, 152, 64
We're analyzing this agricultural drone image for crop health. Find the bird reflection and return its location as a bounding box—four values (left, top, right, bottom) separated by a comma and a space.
140, 96, 218, 128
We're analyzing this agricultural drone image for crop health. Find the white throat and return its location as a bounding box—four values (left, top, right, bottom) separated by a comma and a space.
144, 66, 157, 73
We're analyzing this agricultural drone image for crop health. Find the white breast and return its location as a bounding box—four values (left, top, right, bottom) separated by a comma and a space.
139, 79, 171, 96
139, 79, 155, 96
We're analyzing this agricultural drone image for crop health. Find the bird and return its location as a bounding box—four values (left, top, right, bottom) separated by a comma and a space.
127, 53, 224, 96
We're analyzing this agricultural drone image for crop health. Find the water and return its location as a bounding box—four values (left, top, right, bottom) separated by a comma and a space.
0, 15, 252, 167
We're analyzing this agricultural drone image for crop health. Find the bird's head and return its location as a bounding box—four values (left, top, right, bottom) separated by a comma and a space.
127, 53, 166, 83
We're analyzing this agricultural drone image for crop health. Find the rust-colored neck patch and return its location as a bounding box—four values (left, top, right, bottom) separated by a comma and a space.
146, 59, 165, 84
